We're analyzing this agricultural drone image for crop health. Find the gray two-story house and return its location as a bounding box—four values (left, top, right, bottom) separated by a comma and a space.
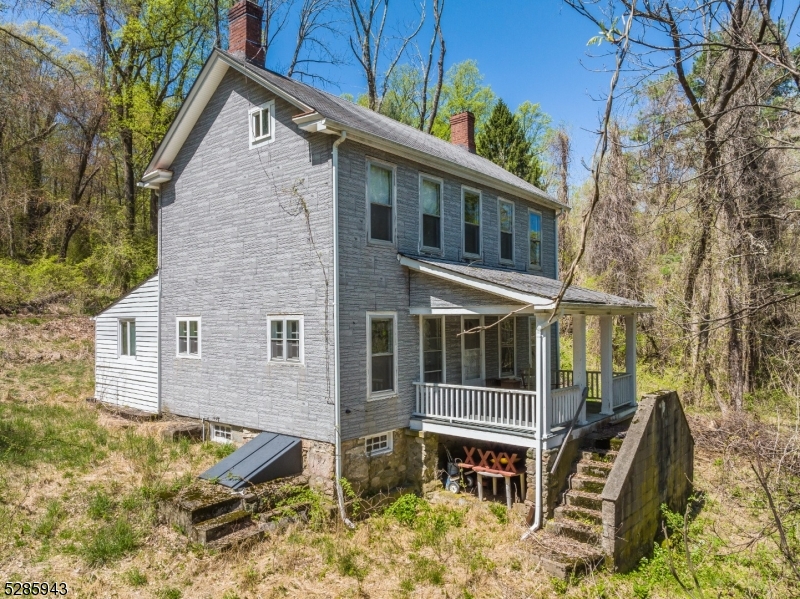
94, 0, 652, 525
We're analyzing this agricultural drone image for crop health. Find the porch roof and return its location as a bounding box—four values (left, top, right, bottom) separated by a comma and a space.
398, 254, 655, 314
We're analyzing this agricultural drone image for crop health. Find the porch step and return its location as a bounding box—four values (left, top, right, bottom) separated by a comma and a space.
570, 474, 606, 494
159, 481, 244, 532
555, 505, 603, 527
564, 490, 603, 512
547, 519, 601, 545
205, 521, 266, 551
577, 460, 613, 478
580, 449, 618, 463
191, 509, 253, 544
528, 530, 605, 579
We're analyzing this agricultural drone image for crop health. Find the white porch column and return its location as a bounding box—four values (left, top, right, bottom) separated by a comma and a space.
572, 314, 588, 424
535, 314, 552, 434
625, 313, 638, 406
599, 315, 614, 415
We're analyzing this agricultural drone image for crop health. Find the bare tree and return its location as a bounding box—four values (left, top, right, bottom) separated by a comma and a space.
417, 0, 445, 132
286, 0, 343, 82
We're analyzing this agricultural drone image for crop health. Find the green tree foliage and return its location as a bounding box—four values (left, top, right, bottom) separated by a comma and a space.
431, 60, 496, 139
475, 99, 537, 184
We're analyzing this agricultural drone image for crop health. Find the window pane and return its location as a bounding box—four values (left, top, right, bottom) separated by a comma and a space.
501, 319, 514, 346
287, 320, 299, 340
423, 350, 443, 374
371, 354, 394, 392
368, 164, 392, 206
530, 240, 541, 267
179, 336, 187, 354
121, 322, 128, 356
463, 317, 481, 351
422, 214, 440, 249
421, 179, 440, 216
287, 340, 300, 361
189, 337, 199, 355
371, 319, 392, 355
464, 223, 480, 255
129, 322, 136, 357
424, 369, 443, 383
501, 231, 513, 261
179, 321, 187, 338
370, 203, 393, 242
423, 318, 442, 351
529, 211, 541, 267
501, 346, 515, 376
272, 340, 284, 359
189, 320, 198, 338
252, 112, 261, 138
261, 108, 270, 136
271, 320, 283, 340
500, 202, 513, 232
464, 192, 480, 225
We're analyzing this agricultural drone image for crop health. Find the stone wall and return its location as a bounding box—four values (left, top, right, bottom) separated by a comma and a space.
601, 391, 694, 572
302, 439, 335, 495
525, 436, 583, 517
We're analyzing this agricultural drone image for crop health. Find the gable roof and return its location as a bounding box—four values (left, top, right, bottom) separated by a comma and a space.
399, 254, 654, 314
143, 50, 566, 212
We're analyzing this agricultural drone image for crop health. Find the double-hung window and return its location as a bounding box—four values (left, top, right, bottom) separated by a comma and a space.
499, 318, 515, 378
368, 312, 397, 399
422, 316, 444, 383
177, 318, 200, 358
499, 199, 515, 263
119, 319, 136, 357
368, 161, 394, 243
529, 209, 542, 269
463, 188, 481, 258
269, 316, 303, 363
249, 100, 275, 147
420, 176, 443, 252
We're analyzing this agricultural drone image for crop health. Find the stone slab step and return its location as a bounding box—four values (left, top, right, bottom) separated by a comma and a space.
192, 509, 253, 544
571, 474, 606, 494
547, 519, 601, 545
528, 531, 605, 580
555, 505, 603, 527
577, 460, 613, 478
580, 449, 618, 463
205, 522, 264, 551
565, 490, 603, 511
162, 482, 244, 531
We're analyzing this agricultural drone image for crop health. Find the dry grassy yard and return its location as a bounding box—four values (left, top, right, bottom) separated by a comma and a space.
0, 315, 793, 598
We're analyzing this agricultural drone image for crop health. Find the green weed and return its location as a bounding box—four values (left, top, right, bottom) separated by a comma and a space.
488, 502, 508, 524
123, 567, 147, 587
79, 517, 138, 565
87, 490, 115, 520
384, 493, 426, 526
155, 588, 182, 599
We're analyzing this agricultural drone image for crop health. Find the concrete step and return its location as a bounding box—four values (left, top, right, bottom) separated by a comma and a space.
528, 530, 605, 580
160, 482, 244, 532
191, 509, 252, 544
565, 490, 603, 511
571, 475, 606, 494
547, 519, 601, 545
577, 460, 613, 478
555, 505, 603, 527
205, 521, 266, 551
580, 449, 618, 463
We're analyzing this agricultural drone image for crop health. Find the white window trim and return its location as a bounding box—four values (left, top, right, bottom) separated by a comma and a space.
118, 318, 136, 360
364, 430, 394, 456
418, 315, 446, 383
267, 314, 305, 365
365, 157, 397, 247
528, 208, 543, 271
498, 316, 517, 378
367, 311, 398, 401
211, 423, 233, 444
460, 315, 485, 385
498, 198, 515, 265
249, 100, 275, 148
418, 173, 444, 254
176, 316, 201, 359
461, 186, 482, 259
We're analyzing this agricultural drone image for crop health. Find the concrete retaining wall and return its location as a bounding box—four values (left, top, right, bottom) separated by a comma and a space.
601, 390, 694, 572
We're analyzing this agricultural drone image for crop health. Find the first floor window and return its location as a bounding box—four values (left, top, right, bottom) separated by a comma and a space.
420, 176, 442, 250
177, 318, 200, 357
269, 316, 303, 362
212, 424, 232, 443
463, 189, 481, 257
119, 319, 136, 357
368, 162, 394, 243
500, 318, 515, 377
529, 210, 542, 269
365, 431, 393, 456
422, 317, 444, 383
369, 313, 396, 397
499, 199, 514, 263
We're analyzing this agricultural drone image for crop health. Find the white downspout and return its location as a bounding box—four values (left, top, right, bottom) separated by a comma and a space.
332, 130, 354, 528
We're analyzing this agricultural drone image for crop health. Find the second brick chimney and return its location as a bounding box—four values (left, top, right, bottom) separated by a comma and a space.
228, 0, 265, 68
450, 111, 476, 153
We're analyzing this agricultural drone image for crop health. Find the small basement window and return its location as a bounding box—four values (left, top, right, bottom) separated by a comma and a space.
365, 432, 393, 456
211, 424, 232, 443
249, 100, 275, 147
119, 319, 136, 357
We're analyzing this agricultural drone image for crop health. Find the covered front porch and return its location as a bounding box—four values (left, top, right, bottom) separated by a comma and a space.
401, 254, 653, 449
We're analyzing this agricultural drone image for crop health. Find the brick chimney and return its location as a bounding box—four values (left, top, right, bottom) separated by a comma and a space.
228, 0, 265, 68
450, 111, 476, 153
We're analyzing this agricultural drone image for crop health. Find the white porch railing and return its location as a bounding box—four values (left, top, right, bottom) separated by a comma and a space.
550, 385, 583, 427
413, 382, 537, 431
612, 373, 635, 408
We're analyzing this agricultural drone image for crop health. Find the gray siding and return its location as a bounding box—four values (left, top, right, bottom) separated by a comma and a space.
159, 70, 336, 443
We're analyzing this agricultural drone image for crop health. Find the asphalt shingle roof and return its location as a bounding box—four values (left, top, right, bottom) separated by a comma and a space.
403, 254, 652, 309
226, 52, 563, 208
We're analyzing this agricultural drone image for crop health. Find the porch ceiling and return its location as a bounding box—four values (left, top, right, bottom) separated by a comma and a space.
399, 253, 655, 315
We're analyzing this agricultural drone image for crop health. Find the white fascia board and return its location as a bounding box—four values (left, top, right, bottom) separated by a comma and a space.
409, 305, 537, 315
317, 122, 567, 213
535, 302, 657, 315
398, 255, 552, 307
409, 418, 538, 447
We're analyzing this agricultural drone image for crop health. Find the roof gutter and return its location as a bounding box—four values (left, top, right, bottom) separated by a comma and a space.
138, 169, 173, 189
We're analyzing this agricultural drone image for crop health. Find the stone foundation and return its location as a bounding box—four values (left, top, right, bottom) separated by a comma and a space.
525, 436, 583, 519
302, 439, 335, 495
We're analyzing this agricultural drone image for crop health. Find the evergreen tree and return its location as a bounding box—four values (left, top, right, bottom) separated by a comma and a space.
476, 99, 533, 183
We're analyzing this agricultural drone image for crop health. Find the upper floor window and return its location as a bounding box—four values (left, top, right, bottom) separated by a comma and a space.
269, 315, 303, 363
529, 210, 542, 269
119, 319, 136, 357
462, 188, 481, 258
499, 199, 514, 264
499, 318, 515, 377
422, 316, 444, 383
177, 318, 200, 358
368, 161, 394, 243
368, 312, 397, 399
420, 176, 443, 252
249, 100, 275, 147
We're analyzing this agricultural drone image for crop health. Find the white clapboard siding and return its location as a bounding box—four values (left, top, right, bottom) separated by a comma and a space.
94, 273, 159, 413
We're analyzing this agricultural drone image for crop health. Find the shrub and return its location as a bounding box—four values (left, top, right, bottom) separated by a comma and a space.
384, 493, 426, 527
489, 502, 508, 524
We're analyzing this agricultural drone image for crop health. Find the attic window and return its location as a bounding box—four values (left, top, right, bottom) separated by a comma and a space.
249, 100, 275, 147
